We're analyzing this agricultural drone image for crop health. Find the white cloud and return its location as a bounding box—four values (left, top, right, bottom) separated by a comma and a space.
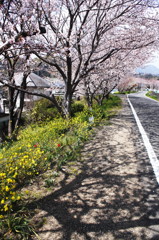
146, 51, 159, 68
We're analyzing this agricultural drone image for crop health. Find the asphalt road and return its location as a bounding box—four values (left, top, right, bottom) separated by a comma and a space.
128, 92, 159, 160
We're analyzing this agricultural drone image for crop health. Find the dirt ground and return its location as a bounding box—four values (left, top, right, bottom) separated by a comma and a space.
30, 96, 159, 240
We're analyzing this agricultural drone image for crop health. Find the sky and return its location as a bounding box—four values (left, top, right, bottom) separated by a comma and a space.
146, 51, 159, 68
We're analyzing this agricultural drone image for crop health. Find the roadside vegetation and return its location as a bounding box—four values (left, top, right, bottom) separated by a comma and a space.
146, 91, 159, 101
0, 95, 121, 240
116, 91, 137, 94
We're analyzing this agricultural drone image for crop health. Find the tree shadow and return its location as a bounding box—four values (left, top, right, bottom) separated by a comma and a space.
28, 99, 159, 239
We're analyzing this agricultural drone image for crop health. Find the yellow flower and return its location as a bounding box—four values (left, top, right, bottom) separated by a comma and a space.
0, 173, 6, 178
1, 199, 5, 204
11, 196, 15, 201
16, 196, 21, 200
13, 172, 18, 178
0, 215, 4, 218
7, 178, 13, 183
5, 186, 9, 192
4, 204, 8, 211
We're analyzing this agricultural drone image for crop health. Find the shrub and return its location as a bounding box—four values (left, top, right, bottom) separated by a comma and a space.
70, 102, 85, 116
25, 98, 60, 124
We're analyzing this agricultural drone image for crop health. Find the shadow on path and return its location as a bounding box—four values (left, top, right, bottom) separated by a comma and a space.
29, 98, 159, 240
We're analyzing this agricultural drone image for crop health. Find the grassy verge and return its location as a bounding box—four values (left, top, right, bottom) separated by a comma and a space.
0, 95, 121, 239
146, 91, 159, 101
115, 91, 137, 94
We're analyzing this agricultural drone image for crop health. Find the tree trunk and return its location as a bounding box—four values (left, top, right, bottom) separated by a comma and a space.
64, 53, 73, 118
14, 91, 25, 131
8, 87, 15, 137
84, 81, 93, 108
14, 74, 27, 131
51, 94, 65, 117
63, 84, 73, 117
86, 94, 93, 108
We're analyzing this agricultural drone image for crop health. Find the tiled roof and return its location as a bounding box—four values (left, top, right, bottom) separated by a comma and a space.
14, 73, 51, 88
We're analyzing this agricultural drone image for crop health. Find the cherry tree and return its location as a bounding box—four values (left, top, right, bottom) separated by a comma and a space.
25, 0, 158, 116
0, 0, 47, 54
80, 35, 156, 106
0, 0, 159, 120
0, 0, 48, 136
2, 53, 32, 137
81, 65, 119, 107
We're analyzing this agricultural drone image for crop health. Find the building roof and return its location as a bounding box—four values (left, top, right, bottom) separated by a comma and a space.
51, 78, 65, 88
14, 72, 51, 88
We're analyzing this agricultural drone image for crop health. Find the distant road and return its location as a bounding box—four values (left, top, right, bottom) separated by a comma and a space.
128, 92, 159, 161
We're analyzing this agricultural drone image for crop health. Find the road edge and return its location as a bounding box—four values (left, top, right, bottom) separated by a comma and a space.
127, 94, 159, 184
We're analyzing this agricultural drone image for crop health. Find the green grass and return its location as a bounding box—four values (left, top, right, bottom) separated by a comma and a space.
116, 91, 137, 94
146, 91, 159, 101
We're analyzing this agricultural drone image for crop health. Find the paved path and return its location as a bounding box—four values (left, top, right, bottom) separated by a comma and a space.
128, 92, 159, 160
31, 96, 159, 240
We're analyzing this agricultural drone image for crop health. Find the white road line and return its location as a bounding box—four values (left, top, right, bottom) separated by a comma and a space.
127, 95, 159, 184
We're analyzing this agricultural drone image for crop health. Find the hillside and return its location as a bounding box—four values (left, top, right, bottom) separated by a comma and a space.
136, 65, 159, 76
